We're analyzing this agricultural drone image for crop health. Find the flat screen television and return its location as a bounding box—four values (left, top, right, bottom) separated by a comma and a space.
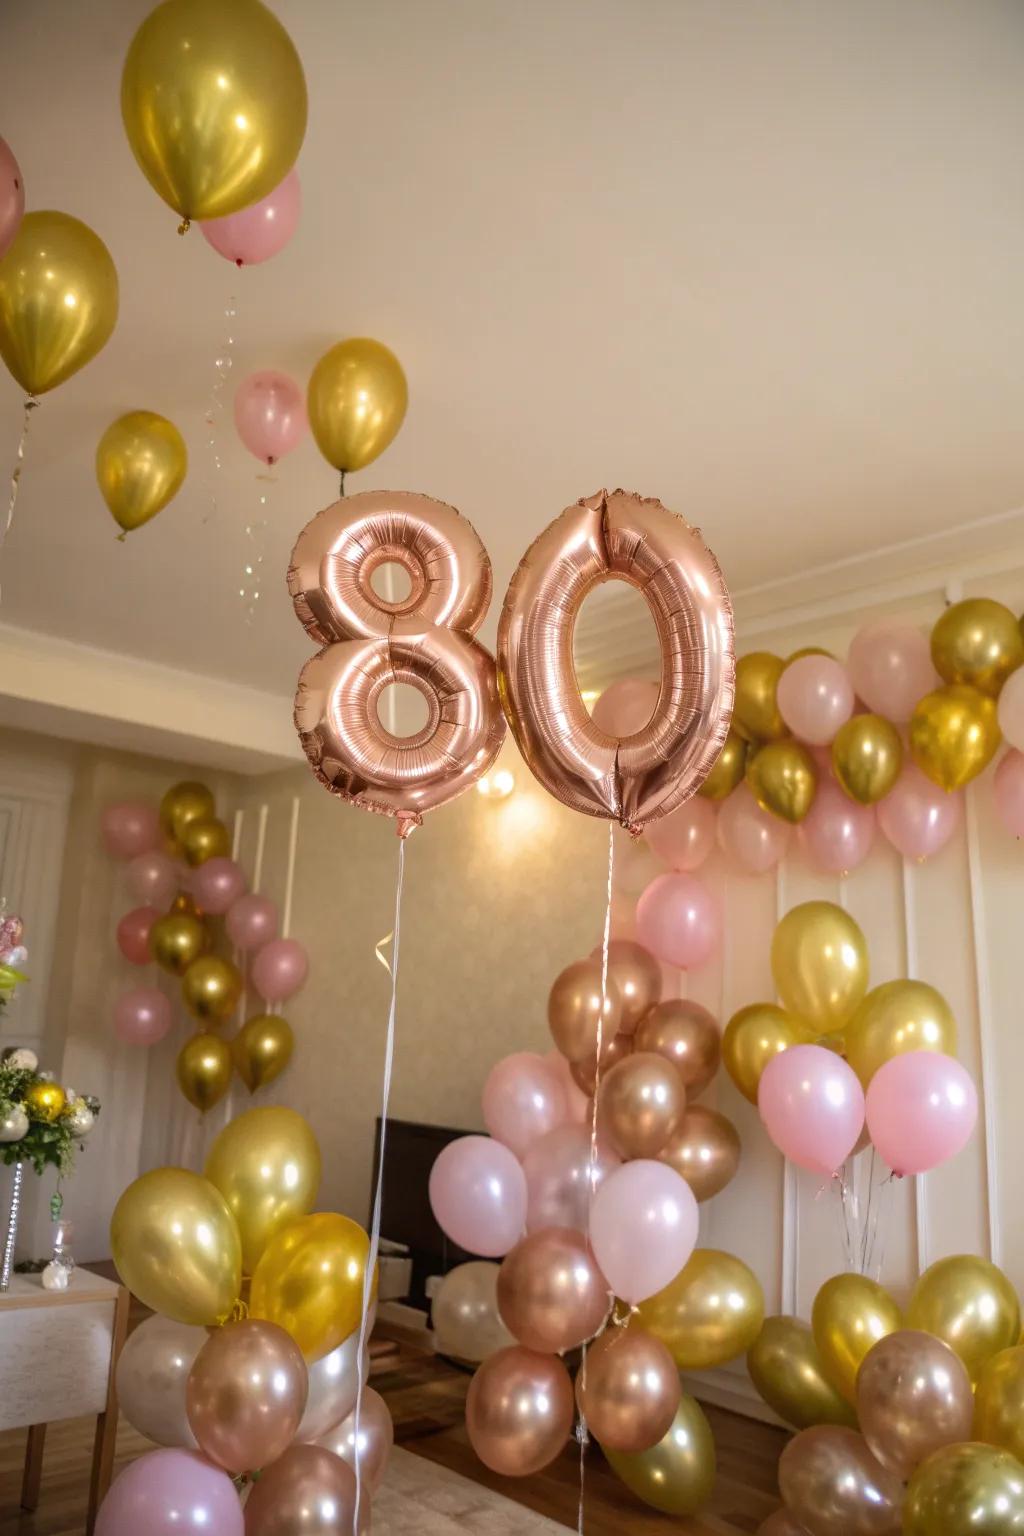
369, 1117, 475, 1312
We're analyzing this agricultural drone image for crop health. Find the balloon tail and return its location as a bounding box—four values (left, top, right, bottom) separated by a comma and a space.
240, 472, 274, 624
177, 218, 191, 236
339, 469, 347, 498
202, 292, 237, 524
2, 396, 39, 588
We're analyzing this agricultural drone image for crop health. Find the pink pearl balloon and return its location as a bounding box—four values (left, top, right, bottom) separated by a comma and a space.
233, 369, 307, 466
877, 764, 962, 860
482, 1052, 568, 1158
200, 168, 301, 267
777, 657, 855, 745
797, 776, 875, 875
847, 621, 939, 723
0, 137, 24, 262
997, 668, 1024, 752
866, 1051, 977, 1176
117, 907, 160, 966
190, 857, 246, 916
993, 750, 1024, 838
251, 939, 309, 1003
591, 678, 659, 737
101, 802, 160, 860
225, 893, 280, 952
758, 1044, 865, 1177
127, 850, 178, 907
429, 1136, 527, 1258
544, 1049, 592, 1128
95, 1448, 243, 1536
589, 1160, 698, 1305
645, 798, 716, 871
635, 873, 720, 970
522, 1125, 620, 1233
717, 784, 791, 874
114, 988, 173, 1046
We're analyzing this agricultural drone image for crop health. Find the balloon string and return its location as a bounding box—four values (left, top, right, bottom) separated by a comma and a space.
240, 471, 274, 623
202, 292, 237, 524
2, 397, 39, 582
354, 834, 406, 1535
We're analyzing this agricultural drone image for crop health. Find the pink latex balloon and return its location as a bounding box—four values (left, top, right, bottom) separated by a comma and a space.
993, 750, 1024, 838
190, 857, 246, 916
847, 620, 939, 722
589, 1159, 699, 1305
997, 668, 1024, 753
544, 1049, 591, 1127
877, 764, 962, 860
591, 678, 659, 736
797, 776, 875, 875
200, 168, 301, 267
778, 657, 855, 745
758, 1044, 865, 1177
635, 873, 720, 970
717, 783, 791, 874
522, 1125, 620, 1233
95, 1448, 243, 1536
0, 137, 24, 262
482, 1052, 567, 1158
429, 1136, 527, 1257
234, 370, 307, 466
251, 939, 308, 1003
866, 1051, 977, 1176
645, 797, 716, 871
225, 893, 280, 952
117, 906, 160, 965
127, 850, 178, 907
114, 988, 173, 1046
101, 802, 160, 860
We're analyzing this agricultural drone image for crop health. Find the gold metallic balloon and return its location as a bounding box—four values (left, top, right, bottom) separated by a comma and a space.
0, 211, 118, 395
789, 646, 836, 662
908, 1255, 1021, 1382
904, 1442, 1024, 1536
658, 1106, 741, 1202
857, 1329, 974, 1480
204, 1106, 321, 1276
636, 1248, 764, 1370
150, 911, 208, 976
603, 1394, 716, 1516
635, 999, 721, 1097
232, 1014, 294, 1093
734, 653, 787, 743
182, 954, 243, 1024
778, 1426, 903, 1536
597, 1051, 684, 1160
771, 900, 869, 1034
96, 410, 187, 537
177, 1032, 232, 1113
548, 958, 622, 1063
747, 1316, 859, 1430
110, 1167, 242, 1325
307, 338, 408, 473
120, 0, 308, 224
811, 1274, 902, 1404
831, 715, 903, 805
722, 1003, 811, 1103
844, 980, 957, 1087
909, 683, 1001, 792
250, 1212, 374, 1362
698, 728, 748, 800
746, 741, 817, 824
160, 780, 215, 841
974, 1346, 1024, 1460
25, 1081, 65, 1123
182, 817, 232, 867
931, 598, 1024, 697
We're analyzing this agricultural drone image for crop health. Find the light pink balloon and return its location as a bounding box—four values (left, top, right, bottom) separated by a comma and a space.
797, 776, 875, 875
127, 850, 178, 907
717, 783, 791, 874
251, 938, 308, 1003
866, 1051, 977, 1176
429, 1136, 527, 1257
635, 873, 720, 969
993, 750, 1024, 838
591, 678, 659, 737
482, 1052, 567, 1158
847, 621, 939, 723
645, 797, 716, 871
114, 988, 173, 1046
0, 137, 24, 262
544, 1049, 591, 1127
521, 1125, 620, 1233
200, 168, 301, 267
589, 1159, 699, 1305
758, 1044, 865, 1177
225, 893, 280, 952
101, 802, 160, 860
778, 657, 855, 745
877, 764, 962, 860
117, 906, 160, 965
233, 370, 307, 466
997, 668, 1024, 753
95, 1448, 243, 1536
190, 857, 246, 916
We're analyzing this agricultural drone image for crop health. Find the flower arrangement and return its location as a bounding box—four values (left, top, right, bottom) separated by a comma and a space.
0, 1049, 100, 1176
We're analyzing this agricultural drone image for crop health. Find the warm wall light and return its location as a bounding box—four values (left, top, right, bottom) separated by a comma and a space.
477, 768, 516, 800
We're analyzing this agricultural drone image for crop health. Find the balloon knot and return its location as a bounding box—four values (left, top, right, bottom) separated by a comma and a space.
115, 531, 127, 544
395, 812, 421, 841
235, 257, 244, 267
177, 218, 191, 237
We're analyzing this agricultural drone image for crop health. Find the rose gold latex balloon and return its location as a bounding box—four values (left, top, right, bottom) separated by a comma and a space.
496, 1228, 610, 1353
548, 958, 623, 1062
634, 1000, 721, 1097
466, 1346, 574, 1476
315, 1387, 393, 1496
602, 939, 663, 1033
522, 1125, 621, 1233
570, 1031, 631, 1095
856, 1329, 973, 1480
658, 1105, 741, 1202
778, 1427, 903, 1536
576, 1326, 682, 1453
243, 1443, 368, 1535
185, 1320, 307, 1476
498, 489, 735, 830
598, 1052, 685, 1159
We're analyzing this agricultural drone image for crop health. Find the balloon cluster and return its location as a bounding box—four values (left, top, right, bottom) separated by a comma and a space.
101, 1106, 387, 1535
102, 780, 310, 1110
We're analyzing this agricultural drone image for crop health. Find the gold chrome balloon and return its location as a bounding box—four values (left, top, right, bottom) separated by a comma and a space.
811, 1274, 902, 1404
182, 817, 232, 867
831, 714, 902, 805
25, 1081, 65, 1123
734, 653, 787, 743
908, 1255, 1021, 1382
771, 901, 869, 1034
603, 1395, 716, 1516
120, 0, 308, 224
844, 980, 957, 1088
176, 1032, 232, 1113
160, 781, 215, 842
307, 338, 408, 474
182, 955, 243, 1024
232, 1014, 294, 1093
747, 1316, 858, 1430
658, 1105, 741, 1202
150, 911, 208, 976
974, 1345, 1024, 1461
636, 1248, 764, 1371
722, 1003, 811, 1103
910, 684, 1001, 792
205, 1106, 321, 1276
931, 598, 1024, 697
96, 410, 187, 537
746, 741, 817, 824
0, 211, 118, 394
698, 728, 747, 800
250, 1212, 375, 1361
110, 1167, 241, 1325
904, 1442, 1024, 1536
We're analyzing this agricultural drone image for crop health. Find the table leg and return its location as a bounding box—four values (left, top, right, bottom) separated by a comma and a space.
86, 1284, 130, 1535
21, 1422, 46, 1511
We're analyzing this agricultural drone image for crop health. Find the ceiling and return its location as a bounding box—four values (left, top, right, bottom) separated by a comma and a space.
2, 0, 1024, 704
